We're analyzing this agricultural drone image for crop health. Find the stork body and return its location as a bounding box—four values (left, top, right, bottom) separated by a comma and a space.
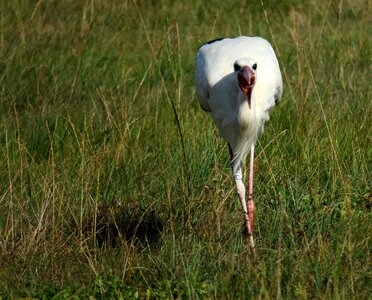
195, 36, 283, 254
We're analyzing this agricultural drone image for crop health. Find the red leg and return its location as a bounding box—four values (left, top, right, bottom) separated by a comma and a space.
237, 178, 256, 256
248, 144, 255, 232
229, 144, 256, 255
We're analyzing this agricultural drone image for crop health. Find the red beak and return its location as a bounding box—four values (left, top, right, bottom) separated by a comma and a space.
238, 66, 256, 109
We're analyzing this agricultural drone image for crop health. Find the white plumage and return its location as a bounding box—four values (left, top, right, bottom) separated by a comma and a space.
196, 36, 282, 168
195, 36, 283, 254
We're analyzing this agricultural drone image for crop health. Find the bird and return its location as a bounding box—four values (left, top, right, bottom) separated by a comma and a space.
195, 36, 283, 255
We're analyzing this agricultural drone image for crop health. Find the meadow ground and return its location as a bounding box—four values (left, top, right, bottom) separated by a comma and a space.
0, 0, 371, 298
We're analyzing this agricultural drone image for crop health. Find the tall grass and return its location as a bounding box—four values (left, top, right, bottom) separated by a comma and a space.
0, 0, 370, 298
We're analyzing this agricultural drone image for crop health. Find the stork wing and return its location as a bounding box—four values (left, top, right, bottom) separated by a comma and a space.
195, 51, 212, 112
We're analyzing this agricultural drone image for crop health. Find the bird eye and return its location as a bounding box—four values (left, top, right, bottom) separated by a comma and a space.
234, 63, 240, 72
252, 63, 257, 70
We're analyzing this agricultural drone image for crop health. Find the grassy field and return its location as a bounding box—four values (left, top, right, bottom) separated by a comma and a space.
0, 0, 371, 298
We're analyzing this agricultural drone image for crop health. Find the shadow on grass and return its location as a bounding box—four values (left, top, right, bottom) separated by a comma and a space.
81, 202, 164, 248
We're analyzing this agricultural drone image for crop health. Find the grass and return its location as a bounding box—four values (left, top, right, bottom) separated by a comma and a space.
0, 0, 371, 298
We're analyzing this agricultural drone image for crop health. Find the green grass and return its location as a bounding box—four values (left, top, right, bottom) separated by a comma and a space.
0, 0, 371, 298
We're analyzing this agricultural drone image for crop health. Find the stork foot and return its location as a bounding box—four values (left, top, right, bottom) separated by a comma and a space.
242, 216, 256, 256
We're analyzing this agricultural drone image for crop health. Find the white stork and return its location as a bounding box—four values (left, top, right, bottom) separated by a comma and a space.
195, 36, 283, 254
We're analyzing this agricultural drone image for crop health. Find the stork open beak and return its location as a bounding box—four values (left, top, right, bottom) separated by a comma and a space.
238, 66, 256, 109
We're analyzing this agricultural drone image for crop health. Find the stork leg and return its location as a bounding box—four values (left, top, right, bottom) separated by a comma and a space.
248, 144, 255, 232
228, 144, 256, 255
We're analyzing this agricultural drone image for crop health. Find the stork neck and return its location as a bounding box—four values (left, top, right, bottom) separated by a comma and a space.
237, 91, 256, 129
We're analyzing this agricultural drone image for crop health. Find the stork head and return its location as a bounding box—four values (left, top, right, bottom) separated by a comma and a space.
234, 59, 257, 109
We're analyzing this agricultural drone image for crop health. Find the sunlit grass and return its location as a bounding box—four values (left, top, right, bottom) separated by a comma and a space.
0, 0, 370, 298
